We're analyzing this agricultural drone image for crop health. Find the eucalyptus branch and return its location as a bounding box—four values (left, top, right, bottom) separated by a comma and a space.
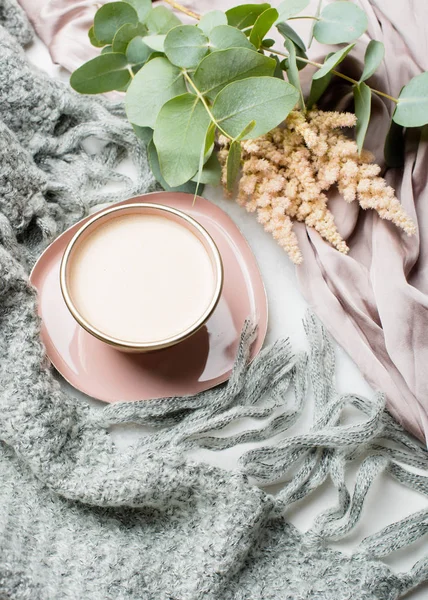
287, 16, 319, 20
163, 0, 200, 20
181, 70, 232, 140
265, 46, 399, 104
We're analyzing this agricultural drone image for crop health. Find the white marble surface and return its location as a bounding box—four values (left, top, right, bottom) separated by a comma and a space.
26, 17, 427, 598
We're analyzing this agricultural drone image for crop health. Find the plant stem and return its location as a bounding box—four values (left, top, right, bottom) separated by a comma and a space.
287, 16, 320, 20
163, 0, 200, 20
181, 70, 231, 139
128, 66, 135, 79
265, 46, 399, 103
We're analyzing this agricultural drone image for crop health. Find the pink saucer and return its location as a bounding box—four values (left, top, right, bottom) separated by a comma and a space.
30, 192, 268, 403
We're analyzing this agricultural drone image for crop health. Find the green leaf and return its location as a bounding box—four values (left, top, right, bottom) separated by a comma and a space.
212, 76, 299, 138
204, 122, 216, 155
277, 0, 309, 21
262, 38, 275, 48
101, 45, 113, 54
384, 120, 405, 168
193, 47, 276, 99
360, 40, 385, 83
125, 57, 186, 127
143, 34, 166, 52
164, 25, 209, 68
226, 3, 271, 29
209, 25, 254, 50
191, 152, 222, 185
146, 5, 181, 34
226, 141, 241, 191
283, 38, 304, 110
306, 63, 332, 108
235, 120, 256, 140
249, 8, 278, 49
126, 36, 152, 64
193, 138, 209, 199
308, 0, 322, 47
276, 21, 308, 70
313, 2, 368, 44
198, 10, 227, 34
148, 139, 200, 193
271, 55, 285, 79
276, 21, 306, 51
154, 93, 211, 187
123, 0, 152, 23
88, 26, 105, 48
112, 22, 147, 53
132, 124, 153, 144
70, 53, 130, 94
393, 72, 428, 127
353, 82, 371, 154
94, 2, 138, 45
313, 43, 355, 80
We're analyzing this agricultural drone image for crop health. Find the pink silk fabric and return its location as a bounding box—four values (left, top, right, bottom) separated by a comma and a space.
19, 0, 428, 443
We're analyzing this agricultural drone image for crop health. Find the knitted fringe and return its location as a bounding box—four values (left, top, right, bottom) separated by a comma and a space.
96, 314, 428, 595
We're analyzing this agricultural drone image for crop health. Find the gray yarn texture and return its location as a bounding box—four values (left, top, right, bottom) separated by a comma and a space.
0, 2, 428, 599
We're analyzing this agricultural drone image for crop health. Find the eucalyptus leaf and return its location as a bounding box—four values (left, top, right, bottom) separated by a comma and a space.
70, 53, 130, 94
164, 25, 209, 68
308, 0, 322, 47
125, 57, 186, 127
143, 34, 166, 52
212, 76, 299, 138
88, 26, 105, 48
112, 22, 147, 53
277, 0, 309, 21
146, 6, 181, 34
209, 25, 254, 50
131, 63, 145, 75
384, 120, 405, 168
262, 38, 275, 48
313, 2, 368, 44
313, 43, 354, 80
226, 3, 271, 29
360, 40, 385, 83
354, 81, 371, 154
126, 36, 152, 64
148, 139, 200, 193
193, 139, 208, 198
283, 38, 304, 109
276, 21, 305, 51
132, 124, 153, 144
249, 8, 278, 49
276, 21, 308, 70
236, 120, 256, 140
198, 10, 227, 34
123, 0, 152, 23
294, 45, 309, 71
393, 72, 428, 127
94, 2, 138, 45
306, 57, 332, 108
101, 45, 113, 54
204, 122, 216, 155
191, 152, 222, 185
154, 93, 211, 187
194, 47, 275, 99
226, 141, 241, 191
271, 55, 285, 79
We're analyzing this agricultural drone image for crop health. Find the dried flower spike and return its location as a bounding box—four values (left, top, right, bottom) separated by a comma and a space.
219, 109, 416, 264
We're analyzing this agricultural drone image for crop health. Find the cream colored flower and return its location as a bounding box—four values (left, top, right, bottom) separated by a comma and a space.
218, 109, 416, 264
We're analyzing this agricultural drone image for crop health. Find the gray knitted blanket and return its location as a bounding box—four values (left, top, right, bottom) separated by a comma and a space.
0, 2, 428, 599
